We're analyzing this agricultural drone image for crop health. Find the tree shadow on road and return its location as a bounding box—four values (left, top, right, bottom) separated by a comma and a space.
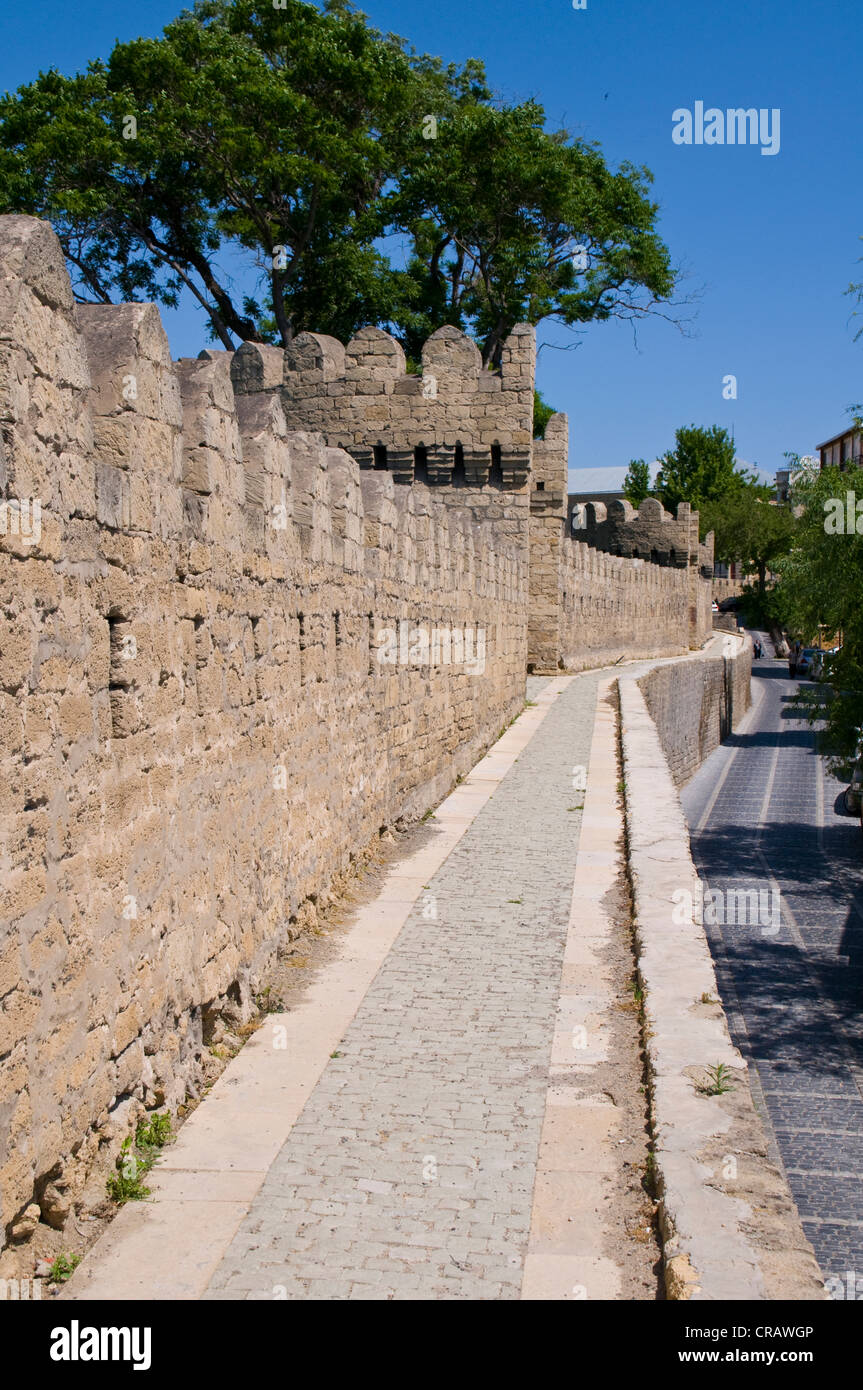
688, 818, 863, 1077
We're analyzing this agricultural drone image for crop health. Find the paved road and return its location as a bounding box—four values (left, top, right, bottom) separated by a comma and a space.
682, 639, 863, 1290
204, 673, 601, 1299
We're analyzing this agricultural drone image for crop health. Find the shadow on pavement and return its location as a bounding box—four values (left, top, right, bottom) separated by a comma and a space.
689, 813, 863, 1072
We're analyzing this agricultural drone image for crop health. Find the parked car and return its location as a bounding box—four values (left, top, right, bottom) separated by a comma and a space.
796, 647, 823, 678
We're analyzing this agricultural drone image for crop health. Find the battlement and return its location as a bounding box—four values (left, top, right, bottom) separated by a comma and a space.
0, 218, 530, 600
232, 322, 535, 490
531, 412, 568, 508
568, 494, 714, 573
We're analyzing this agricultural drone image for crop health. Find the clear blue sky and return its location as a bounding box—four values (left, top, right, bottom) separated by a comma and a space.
2, 0, 861, 482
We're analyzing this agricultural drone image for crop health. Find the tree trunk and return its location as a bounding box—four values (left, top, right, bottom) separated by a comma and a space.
271, 269, 293, 349
481, 316, 510, 370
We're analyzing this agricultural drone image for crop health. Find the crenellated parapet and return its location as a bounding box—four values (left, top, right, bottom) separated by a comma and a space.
697, 533, 716, 580
531, 412, 568, 512
231, 322, 535, 491
0, 217, 531, 594
561, 496, 714, 657
568, 494, 708, 569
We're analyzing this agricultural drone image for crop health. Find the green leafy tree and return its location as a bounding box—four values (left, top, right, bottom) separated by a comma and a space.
775, 462, 863, 760
700, 484, 796, 604
655, 425, 754, 522
391, 99, 676, 366
0, 0, 473, 346
533, 389, 558, 440
0, 0, 678, 358
622, 458, 652, 505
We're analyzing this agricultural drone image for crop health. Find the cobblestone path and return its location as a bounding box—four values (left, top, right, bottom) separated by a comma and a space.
682, 652, 863, 1287
204, 673, 601, 1299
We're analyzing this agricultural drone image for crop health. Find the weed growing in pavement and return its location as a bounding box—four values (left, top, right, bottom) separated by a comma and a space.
106, 1112, 173, 1204
48, 1253, 81, 1283
699, 1062, 737, 1096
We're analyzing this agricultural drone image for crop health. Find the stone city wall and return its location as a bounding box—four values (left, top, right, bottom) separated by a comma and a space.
712, 574, 747, 605
0, 216, 528, 1237
233, 320, 718, 673
557, 540, 693, 673
569, 494, 697, 566
570, 496, 715, 655
0, 211, 720, 1242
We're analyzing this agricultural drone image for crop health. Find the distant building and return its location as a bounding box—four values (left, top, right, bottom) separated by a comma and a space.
818, 428, 863, 471
775, 457, 818, 502
713, 559, 742, 581
568, 462, 661, 506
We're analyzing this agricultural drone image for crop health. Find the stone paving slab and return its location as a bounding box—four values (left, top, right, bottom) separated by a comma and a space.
67, 673, 620, 1302
203, 672, 602, 1300
522, 679, 629, 1301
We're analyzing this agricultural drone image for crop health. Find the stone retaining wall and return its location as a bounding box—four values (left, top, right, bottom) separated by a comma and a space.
637, 636, 752, 785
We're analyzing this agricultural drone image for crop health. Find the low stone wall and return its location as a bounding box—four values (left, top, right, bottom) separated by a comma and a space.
618, 654, 824, 1300
712, 612, 738, 634
636, 635, 752, 786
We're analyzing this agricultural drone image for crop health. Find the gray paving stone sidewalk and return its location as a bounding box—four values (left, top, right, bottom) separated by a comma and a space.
204, 673, 601, 1300
682, 654, 863, 1286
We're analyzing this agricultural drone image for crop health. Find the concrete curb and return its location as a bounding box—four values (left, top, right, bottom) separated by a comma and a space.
617, 666, 825, 1302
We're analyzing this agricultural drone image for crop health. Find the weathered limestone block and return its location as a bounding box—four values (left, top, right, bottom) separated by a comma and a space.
176, 355, 245, 510
234, 391, 298, 564
359, 471, 398, 580
290, 432, 332, 563
283, 331, 346, 385
230, 340, 285, 395
77, 303, 185, 544
326, 448, 364, 573
421, 324, 481, 392
95, 462, 133, 531
346, 326, 405, 382
0, 216, 94, 518
78, 303, 182, 427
